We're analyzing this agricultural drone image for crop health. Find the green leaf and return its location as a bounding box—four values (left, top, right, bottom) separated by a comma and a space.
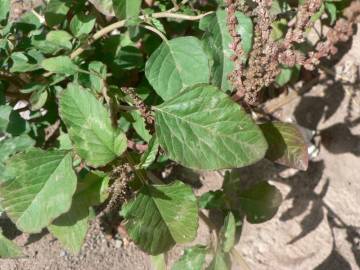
200, 10, 252, 91
271, 19, 288, 41
235, 12, 254, 57
200, 10, 234, 91
0, 134, 35, 163
138, 135, 159, 169
275, 65, 300, 87
48, 171, 109, 254
0, 0, 10, 24
113, 0, 142, 20
220, 212, 236, 252
260, 122, 308, 170
145, 37, 210, 101
45, 0, 70, 27
0, 231, 22, 258
198, 191, 225, 210
41, 56, 79, 75
208, 250, 231, 270
89, 0, 115, 16
130, 110, 152, 142
154, 84, 268, 170
0, 105, 29, 136
0, 149, 77, 233
120, 181, 198, 255
239, 181, 282, 224
59, 83, 127, 167
172, 245, 207, 270
46, 30, 73, 51
325, 2, 337, 25
10, 52, 41, 73
151, 254, 166, 270
88, 61, 107, 93
113, 46, 144, 70
70, 13, 96, 38
30, 90, 48, 111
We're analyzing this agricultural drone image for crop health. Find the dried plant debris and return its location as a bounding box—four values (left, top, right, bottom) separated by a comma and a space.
226, 0, 360, 105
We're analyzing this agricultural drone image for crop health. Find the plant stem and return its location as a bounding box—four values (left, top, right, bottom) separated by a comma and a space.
69, 10, 213, 60
141, 24, 168, 42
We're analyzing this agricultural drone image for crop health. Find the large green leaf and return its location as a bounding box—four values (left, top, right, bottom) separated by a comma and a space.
59, 83, 127, 167
260, 122, 308, 170
120, 181, 198, 255
172, 245, 207, 270
154, 84, 268, 170
145, 37, 210, 101
0, 149, 77, 233
113, 0, 141, 20
0, 231, 22, 258
239, 181, 282, 224
48, 171, 109, 254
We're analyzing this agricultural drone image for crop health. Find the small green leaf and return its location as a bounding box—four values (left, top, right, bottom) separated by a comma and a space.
0, 0, 10, 24
30, 90, 48, 111
41, 56, 79, 75
239, 181, 282, 224
172, 245, 207, 270
200, 10, 233, 91
130, 110, 152, 142
0, 231, 22, 258
276, 65, 300, 87
46, 30, 73, 51
220, 212, 236, 252
325, 2, 337, 25
0, 149, 77, 233
138, 135, 159, 169
70, 13, 96, 38
0, 134, 35, 163
89, 0, 115, 16
154, 84, 268, 170
0, 105, 29, 136
48, 171, 109, 254
113, 0, 142, 20
145, 37, 210, 101
120, 181, 198, 255
260, 122, 308, 170
10, 52, 41, 73
236, 12, 254, 57
88, 61, 107, 93
59, 83, 127, 167
271, 19, 288, 41
208, 250, 231, 270
151, 254, 166, 270
45, 0, 70, 27
198, 191, 225, 210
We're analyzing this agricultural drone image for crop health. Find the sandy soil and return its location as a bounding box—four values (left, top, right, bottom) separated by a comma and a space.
1, 1, 360, 270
